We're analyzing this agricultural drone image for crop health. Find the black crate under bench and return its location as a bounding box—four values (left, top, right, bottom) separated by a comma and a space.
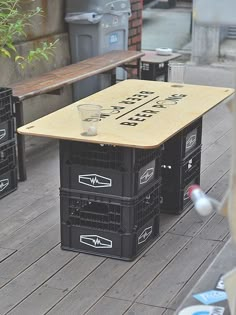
141, 50, 182, 82
17, 80, 234, 260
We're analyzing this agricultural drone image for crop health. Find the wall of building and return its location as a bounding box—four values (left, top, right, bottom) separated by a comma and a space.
129, 0, 143, 51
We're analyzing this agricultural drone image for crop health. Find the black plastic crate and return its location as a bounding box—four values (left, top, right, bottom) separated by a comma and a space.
161, 145, 201, 186
160, 173, 200, 214
60, 141, 162, 198
60, 180, 161, 234
162, 118, 202, 163
0, 167, 17, 200
0, 118, 15, 145
0, 139, 16, 175
0, 88, 13, 123
61, 214, 159, 261
60, 140, 161, 172
60, 158, 161, 198
141, 61, 168, 81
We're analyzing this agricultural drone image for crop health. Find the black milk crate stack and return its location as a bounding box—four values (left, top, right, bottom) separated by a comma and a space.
59, 140, 162, 260
160, 118, 203, 214
0, 88, 17, 199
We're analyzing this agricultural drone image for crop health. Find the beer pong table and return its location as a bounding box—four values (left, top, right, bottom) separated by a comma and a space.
17, 79, 234, 258
18, 79, 234, 149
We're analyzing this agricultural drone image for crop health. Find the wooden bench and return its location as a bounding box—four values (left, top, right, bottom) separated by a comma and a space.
10, 50, 144, 181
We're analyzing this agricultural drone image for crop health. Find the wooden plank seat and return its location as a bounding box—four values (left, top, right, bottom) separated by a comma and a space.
10, 50, 144, 181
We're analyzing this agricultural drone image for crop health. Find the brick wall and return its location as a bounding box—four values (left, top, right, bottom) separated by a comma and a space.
129, 0, 143, 51
128, 0, 143, 77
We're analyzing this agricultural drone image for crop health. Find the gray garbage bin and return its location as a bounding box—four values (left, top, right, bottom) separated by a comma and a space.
65, 0, 131, 101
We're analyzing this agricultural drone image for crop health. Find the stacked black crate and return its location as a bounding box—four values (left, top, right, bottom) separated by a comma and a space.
59, 140, 162, 260
0, 88, 17, 199
160, 118, 202, 214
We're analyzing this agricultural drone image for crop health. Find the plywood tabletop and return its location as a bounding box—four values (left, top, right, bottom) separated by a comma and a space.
141, 50, 182, 64
18, 80, 234, 148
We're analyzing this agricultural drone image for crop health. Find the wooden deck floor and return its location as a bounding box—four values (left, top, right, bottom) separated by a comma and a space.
0, 100, 232, 315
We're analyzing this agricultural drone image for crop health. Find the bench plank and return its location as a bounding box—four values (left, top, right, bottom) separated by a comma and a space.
10, 50, 144, 101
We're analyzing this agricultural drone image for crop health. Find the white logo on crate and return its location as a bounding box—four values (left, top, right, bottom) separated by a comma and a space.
140, 168, 154, 185
0, 179, 9, 192
188, 159, 193, 169
78, 174, 112, 188
80, 235, 112, 249
0, 129, 6, 140
138, 226, 152, 245
186, 135, 197, 150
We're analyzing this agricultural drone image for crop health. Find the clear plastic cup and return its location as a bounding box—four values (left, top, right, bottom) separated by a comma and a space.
77, 104, 102, 136
168, 63, 186, 84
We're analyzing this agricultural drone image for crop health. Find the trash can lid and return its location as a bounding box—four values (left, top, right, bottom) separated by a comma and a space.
66, 0, 131, 14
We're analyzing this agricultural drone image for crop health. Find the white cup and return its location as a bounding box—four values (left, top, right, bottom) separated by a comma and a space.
168, 63, 186, 84
77, 104, 102, 136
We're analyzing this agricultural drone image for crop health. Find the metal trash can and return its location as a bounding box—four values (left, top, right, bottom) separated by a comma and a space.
65, 0, 131, 101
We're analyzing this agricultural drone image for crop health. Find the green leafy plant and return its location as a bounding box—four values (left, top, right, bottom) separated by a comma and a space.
0, 0, 58, 68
